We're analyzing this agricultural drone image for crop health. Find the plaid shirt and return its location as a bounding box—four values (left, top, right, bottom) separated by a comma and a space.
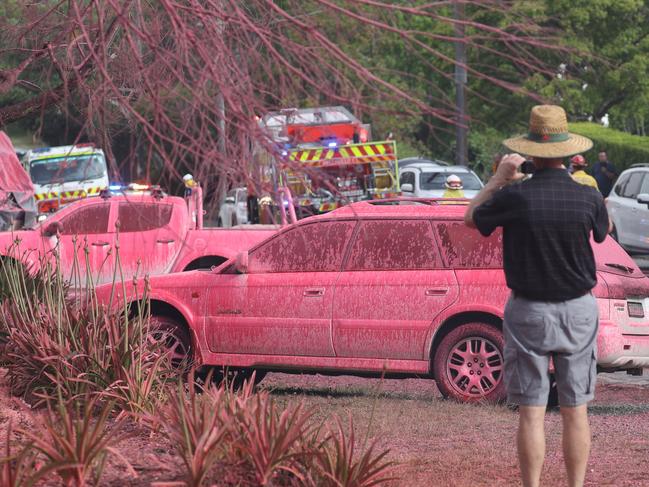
473, 168, 609, 301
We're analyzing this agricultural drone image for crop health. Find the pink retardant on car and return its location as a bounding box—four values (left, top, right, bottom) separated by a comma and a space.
0, 193, 276, 286
94, 198, 649, 403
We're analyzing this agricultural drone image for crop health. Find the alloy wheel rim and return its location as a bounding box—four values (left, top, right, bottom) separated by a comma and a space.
446, 336, 503, 398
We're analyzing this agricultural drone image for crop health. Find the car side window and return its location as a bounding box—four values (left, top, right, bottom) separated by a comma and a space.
435, 221, 503, 268
638, 173, 649, 195
248, 220, 356, 273
59, 203, 110, 235
400, 172, 415, 187
345, 219, 441, 270
613, 174, 629, 196
621, 173, 644, 199
117, 203, 173, 232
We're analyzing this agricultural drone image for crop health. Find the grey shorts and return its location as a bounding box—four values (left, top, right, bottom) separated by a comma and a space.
503, 292, 599, 407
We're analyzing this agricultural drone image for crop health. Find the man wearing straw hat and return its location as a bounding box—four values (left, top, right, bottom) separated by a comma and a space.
465, 105, 610, 487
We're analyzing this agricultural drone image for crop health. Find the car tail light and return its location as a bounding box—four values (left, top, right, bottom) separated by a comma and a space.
628, 301, 645, 318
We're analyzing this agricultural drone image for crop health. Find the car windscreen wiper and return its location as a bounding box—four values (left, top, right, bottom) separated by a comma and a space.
605, 262, 635, 273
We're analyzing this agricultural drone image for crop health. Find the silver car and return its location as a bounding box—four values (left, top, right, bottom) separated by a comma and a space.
399, 163, 484, 199
606, 164, 649, 253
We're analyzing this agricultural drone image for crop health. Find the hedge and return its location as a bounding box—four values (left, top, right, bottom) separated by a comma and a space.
569, 122, 649, 174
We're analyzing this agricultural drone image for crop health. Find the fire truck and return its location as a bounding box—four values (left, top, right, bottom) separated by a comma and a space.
253, 106, 399, 221
21, 143, 109, 214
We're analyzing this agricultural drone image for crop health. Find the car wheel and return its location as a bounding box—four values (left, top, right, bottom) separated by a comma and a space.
433, 322, 506, 403
150, 315, 191, 369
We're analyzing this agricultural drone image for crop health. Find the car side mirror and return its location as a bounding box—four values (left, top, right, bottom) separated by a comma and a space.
42, 221, 63, 237
401, 183, 414, 193
637, 193, 649, 206
225, 196, 235, 204
235, 251, 249, 274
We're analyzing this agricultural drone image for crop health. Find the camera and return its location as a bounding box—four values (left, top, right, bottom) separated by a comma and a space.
520, 159, 535, 175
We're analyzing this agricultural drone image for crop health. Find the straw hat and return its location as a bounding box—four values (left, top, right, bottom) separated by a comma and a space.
503, 105, 592, 158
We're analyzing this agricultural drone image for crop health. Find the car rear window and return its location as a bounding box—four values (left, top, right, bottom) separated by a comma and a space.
435, 221, 503, 268
117, 203, 173, 232
345, 220, 441, 271
248, 220, 356, 273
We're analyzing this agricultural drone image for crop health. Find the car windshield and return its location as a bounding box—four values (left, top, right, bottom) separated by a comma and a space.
29, 154, 106, 185
420, 171, 483, 190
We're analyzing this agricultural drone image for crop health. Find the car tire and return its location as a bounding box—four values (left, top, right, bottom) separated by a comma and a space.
433, 322, 506, 404
150, 315, 192, 369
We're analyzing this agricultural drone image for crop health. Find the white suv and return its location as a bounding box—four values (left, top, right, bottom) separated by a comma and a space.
399, 163, 484, 199
606, 164, 649, 253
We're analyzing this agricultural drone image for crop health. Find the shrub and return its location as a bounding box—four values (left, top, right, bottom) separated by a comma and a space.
0, 421, 40, 487
233, 394, 314, 485
155, 373, 396, 487
155, 373, 233, 487
0, 249, 171, 414
312, 417, 396, 487
19, 394, 134, 487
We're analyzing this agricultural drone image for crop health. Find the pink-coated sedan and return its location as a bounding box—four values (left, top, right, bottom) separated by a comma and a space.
95, 199, 649, 403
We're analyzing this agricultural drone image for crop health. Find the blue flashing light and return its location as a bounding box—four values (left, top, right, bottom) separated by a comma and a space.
32, 147, 50, 153
327, 141, 337, 148
109, 184, 123, 191
281, 150, 288, 156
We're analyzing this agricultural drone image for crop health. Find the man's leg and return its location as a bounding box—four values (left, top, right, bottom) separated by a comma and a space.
560, 405, 590, 487
517, 405, 546, 487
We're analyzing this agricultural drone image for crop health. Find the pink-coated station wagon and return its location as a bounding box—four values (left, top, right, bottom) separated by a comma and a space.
96, 199, 649, 403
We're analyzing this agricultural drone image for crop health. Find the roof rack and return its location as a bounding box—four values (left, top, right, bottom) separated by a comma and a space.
348, 197, 469, 207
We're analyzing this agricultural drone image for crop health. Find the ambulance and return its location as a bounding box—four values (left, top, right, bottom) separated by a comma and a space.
21, 143, 109, 213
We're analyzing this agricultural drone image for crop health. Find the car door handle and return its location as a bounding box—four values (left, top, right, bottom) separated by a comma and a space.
304, 288, 325, 297
91, 241, 110, 247
425, 288, 448, 296
156, 239, 175, 244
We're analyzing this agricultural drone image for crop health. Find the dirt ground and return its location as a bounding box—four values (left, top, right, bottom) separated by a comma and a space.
1, 369, 648, 486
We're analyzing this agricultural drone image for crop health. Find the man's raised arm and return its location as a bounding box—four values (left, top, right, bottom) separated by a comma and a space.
465, 153, 526, 228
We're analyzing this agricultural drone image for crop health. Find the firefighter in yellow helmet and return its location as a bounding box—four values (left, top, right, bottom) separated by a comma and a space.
570, 155, 599, 190
442, 174, 465, 199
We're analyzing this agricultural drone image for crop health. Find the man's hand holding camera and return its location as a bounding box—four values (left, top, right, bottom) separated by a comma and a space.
493, 153, 527, 186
